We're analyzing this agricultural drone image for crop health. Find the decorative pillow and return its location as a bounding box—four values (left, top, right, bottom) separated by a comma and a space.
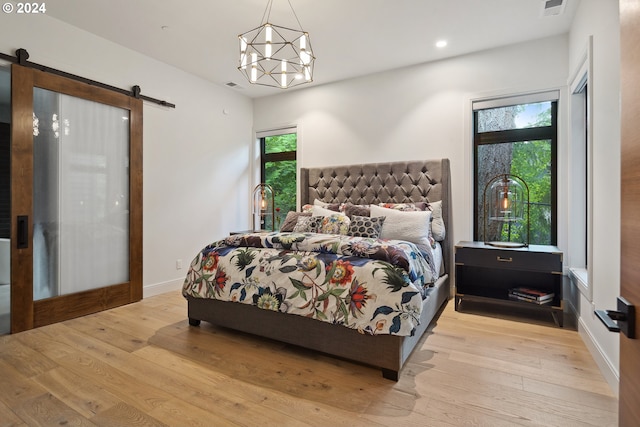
347, 215, 385, 238
370, 204, 432, 246
378, 202, 428, 211
301, 204, 314, 213
377, 201, 446, 242
312, 205, 342, 217
426, 200, 446, 241
343, 203, 371, 218
313, 198, 341, 211
320, 214, 351, 235
292, 215, 324, 233
280, 211, 311, 232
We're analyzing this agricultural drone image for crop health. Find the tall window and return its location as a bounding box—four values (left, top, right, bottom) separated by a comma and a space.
568, 40, 592, 300
260, 129, 297, 230
473, 93, 558, 245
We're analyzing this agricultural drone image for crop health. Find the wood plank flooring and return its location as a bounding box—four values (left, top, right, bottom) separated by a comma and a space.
0, 291, 617, 426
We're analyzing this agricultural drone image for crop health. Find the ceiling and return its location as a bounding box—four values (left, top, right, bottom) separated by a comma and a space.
26, 0, 578, 99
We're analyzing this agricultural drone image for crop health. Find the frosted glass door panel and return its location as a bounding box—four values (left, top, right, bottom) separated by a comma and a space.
33, 88, 130, 300
0, 65, 9, 334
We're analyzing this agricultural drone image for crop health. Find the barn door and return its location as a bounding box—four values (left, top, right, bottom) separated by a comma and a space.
10, 64, 142, 332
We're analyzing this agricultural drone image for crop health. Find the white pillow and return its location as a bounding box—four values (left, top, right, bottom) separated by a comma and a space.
428, 200, 446, 241
312, 205, 342, 217
369, 205, 432, 246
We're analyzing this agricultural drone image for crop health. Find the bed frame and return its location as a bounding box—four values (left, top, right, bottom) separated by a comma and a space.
186, 159, 452, 380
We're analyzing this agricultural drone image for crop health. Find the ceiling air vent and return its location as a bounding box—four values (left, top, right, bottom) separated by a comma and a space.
225, 81, 242, 89
541, 0, 566, 17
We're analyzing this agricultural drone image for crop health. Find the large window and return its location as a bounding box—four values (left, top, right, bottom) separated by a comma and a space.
260, 130, 297, 230
473, 94, 558, 246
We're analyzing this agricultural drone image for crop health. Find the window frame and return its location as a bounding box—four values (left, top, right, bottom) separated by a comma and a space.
256, 127, 298, 230
568, 37, 594, 302
259, 138, 297, 184
472, 97, 559, 246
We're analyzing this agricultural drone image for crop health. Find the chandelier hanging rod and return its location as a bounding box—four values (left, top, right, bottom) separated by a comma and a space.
259, 0, 304, 30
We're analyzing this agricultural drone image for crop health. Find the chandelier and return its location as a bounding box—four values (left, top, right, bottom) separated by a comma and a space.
238, 0, 315, 89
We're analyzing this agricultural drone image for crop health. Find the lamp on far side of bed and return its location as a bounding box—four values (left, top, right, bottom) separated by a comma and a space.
483, 174, 529, 248
253, 183, 275, 231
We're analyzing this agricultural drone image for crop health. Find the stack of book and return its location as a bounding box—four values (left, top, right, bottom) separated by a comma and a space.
508, 287, 555, 305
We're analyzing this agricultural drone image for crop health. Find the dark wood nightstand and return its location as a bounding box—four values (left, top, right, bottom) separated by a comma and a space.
229, 229, 270, 235
454, 241, 564, 326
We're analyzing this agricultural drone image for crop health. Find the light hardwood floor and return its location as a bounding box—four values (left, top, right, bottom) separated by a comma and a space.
0, 291, 617, 426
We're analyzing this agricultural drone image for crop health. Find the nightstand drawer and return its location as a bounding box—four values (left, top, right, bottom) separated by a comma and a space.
455, 246, 562, 273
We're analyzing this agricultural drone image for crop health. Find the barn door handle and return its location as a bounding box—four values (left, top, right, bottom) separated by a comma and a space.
595, 296, 635, 339
17, 215, 28, 249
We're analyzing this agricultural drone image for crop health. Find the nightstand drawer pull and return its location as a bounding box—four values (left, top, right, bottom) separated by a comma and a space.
496, 256, 513, 262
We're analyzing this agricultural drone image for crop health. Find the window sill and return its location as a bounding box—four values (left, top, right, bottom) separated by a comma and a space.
570, 267, 588, 287
569, 267, 590, 300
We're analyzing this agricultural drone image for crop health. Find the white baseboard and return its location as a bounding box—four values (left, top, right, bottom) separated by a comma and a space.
143, 278, 183, 298
568, 300, 620, 397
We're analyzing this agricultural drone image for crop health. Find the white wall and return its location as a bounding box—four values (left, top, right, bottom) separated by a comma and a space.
254, 34, 569, 258
567, 0, 621, 393
0, 13, 254, 296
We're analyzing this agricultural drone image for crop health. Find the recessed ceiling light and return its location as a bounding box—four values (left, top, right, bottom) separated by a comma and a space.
435, 40, 448, 48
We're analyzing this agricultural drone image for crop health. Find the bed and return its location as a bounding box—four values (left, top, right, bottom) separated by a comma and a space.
183, 159, 452, 380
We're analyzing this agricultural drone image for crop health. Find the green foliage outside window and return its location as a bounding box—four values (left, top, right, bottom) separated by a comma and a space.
501, 106, 553, 245
263, 133, 297, 230
502, 139, 552, 244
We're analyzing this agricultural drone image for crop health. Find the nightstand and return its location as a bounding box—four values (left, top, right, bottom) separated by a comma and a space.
454, 241, 564, 326
229, 229, 270, 235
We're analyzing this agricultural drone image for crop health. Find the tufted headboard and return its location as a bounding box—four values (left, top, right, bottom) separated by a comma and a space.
300, 159, 452, 276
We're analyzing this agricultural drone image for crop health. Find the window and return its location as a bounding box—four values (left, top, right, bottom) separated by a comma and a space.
568, 37, 593, 300
259, 129, 297, 230
473, 93, 558, 246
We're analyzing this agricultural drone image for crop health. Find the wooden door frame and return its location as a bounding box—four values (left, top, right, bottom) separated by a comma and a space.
10, 64, 143, 333
619, 0, 640, 424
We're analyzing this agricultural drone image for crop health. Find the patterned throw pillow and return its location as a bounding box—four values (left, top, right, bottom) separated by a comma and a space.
343, 203, 371, 218
319, 214, 351, 235
347, 215, 386, 238
280, 211, 311, 232
378, 202, 428, 211
292, 215, 324, 233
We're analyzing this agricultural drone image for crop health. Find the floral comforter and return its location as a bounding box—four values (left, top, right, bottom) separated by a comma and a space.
182, 232, 439, 336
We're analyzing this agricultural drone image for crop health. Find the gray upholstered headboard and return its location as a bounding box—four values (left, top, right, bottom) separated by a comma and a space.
300, 159, 453, 276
